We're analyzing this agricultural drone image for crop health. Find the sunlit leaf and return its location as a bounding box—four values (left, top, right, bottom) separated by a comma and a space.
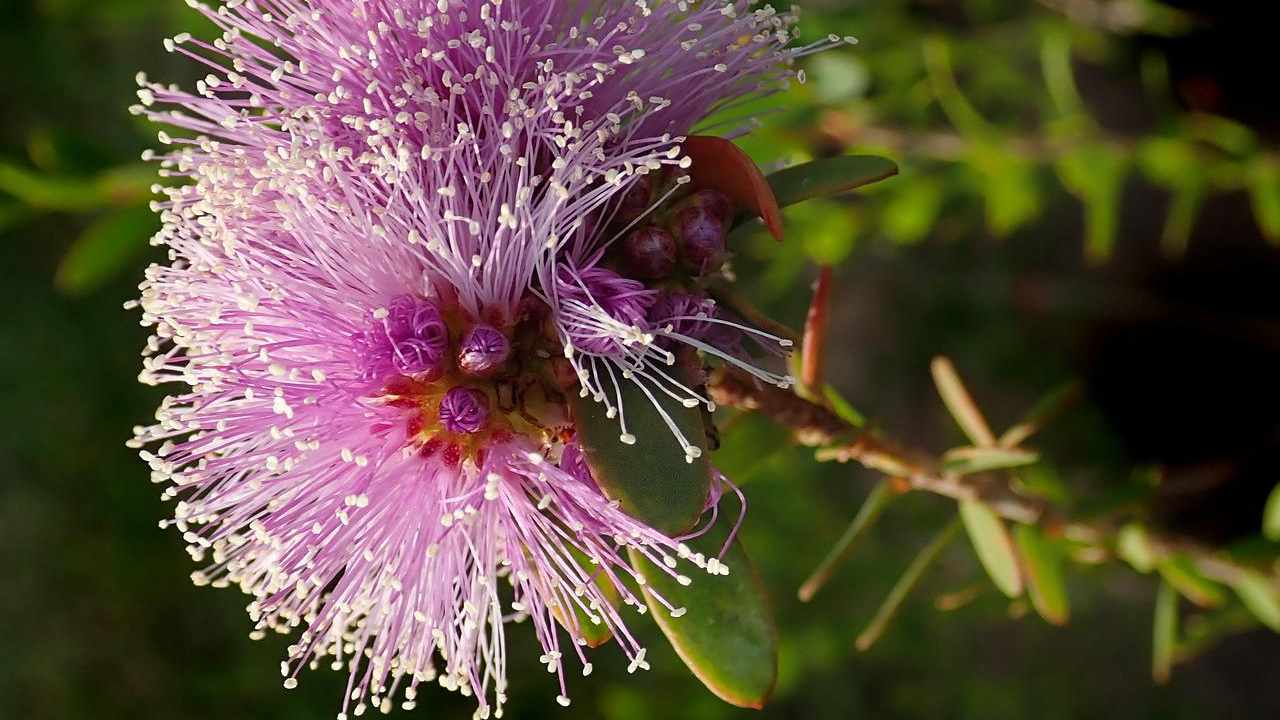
0, 162, 153, 212
1251, 159, 1280, 244
570, 359, 712, 536
1056, 144, 1128, 262
857, 519, 961, 651
1157, 557, 1226, 609
968, 141, 1040, 237
1264, 482, 1280, 541
1152, 580, 1178, 684
959, 500, 1023, 598
55, 206, 158, 294
1233, 571, 1280, 632
941, 446, 1039, 476
629, 505, 776, 709
764, 155, 898, 210
931, 357, 996, 447
1013, 525, 1070, 625
1116, 523, 1155, 574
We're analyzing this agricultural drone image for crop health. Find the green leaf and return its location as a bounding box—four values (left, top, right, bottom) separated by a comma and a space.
1056, 144, 1129, 262
1263, 482, 1280, 541
1233, 571, 1280, 632
1248, 159, 1280, 244
1157, 557, 1226, 609
799, 481, 897, 602
941, 446, 1039, 476
0, 162, 153, 212
882, 176, 944, 245
1013, 525, 1070, 626
629, 506, 776, 709
959, 500, 1023, 598
968, 141, 1040, 237
821, 384, 866, 428
930, 357, 996, 447
1116, 523, 1155, 573
1152, 580, 1178, 684
764, 155, 898, 209
570, 359, 712, 536
856, 519, 961, 651
55, 206, 158, 294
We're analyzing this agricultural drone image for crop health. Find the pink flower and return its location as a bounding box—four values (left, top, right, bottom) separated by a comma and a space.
130, 0, 843, 715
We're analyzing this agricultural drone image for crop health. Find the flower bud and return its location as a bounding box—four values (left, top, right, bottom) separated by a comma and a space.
672, 204, 727, 275
689, 189, 733, 224
614, 174, 654, 224
439, 387, 490, 434
355, 295, 450, 382
457, 325, 511, 378
620, 225, 677, 279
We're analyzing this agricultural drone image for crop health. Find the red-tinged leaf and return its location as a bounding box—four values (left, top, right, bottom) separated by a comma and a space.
684, 135, 783, 241
800, 266, 833, 391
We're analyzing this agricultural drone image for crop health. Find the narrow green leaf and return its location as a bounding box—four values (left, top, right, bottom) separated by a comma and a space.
1157, 557, 1226, 609
821, 384, 866, 428
998, 382, 1081, 449
959, 500, 1023, 598
55, 206, 158, 294
941, 446, 1039, 476
930, 357, 996, 447
1116, 523, 1155, 573
799, 481, 897, 602
1233, 571, 1280, 632
570, 359, 712, 536
629, 506, 776, 709
1013, 525, 1070, 625
1249, 159, 1280, 244
856, 519, 961, 651
1056, 144, 1128, 263
1263, 482, 1280, 541
0, 162, 153, 212
764, 155, 898, 209
1152, 580, 1178, 684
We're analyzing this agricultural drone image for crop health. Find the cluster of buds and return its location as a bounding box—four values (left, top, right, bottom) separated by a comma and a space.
617, 173, 736, 280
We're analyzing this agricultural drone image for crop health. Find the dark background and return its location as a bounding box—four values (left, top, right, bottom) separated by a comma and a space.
4, 0, 1279, 718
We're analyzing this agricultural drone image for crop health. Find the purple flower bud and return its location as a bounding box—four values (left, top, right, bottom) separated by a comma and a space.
439, 386, 490, 434
689, 189, 733, 224
457, 325, 511, 377
621, 225, 677, 279
355, 295, 450, 381
672, 205, 727, 275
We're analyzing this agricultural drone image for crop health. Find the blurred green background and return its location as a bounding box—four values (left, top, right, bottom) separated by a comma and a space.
4, 0, 1280, 718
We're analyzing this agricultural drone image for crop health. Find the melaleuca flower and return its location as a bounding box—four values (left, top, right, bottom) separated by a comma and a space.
128, 0, 846, 715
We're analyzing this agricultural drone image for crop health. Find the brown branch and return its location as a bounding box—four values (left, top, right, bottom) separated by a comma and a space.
707, 365, 1276, 588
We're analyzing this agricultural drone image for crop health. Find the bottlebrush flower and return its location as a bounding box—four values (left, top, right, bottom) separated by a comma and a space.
128, 0, 845, 715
